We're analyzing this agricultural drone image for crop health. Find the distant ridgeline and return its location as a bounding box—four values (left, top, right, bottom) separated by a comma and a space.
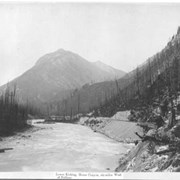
0, 84, 40, 135
52, 27, 180, 117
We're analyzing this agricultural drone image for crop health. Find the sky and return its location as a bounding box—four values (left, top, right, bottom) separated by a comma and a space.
0, 3, 180, 85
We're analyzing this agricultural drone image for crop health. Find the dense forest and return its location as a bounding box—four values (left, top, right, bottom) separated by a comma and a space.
0, 84, 40, 136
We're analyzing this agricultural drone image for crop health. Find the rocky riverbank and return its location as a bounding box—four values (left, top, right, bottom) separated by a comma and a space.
79, 110, 180, 172
114, 110, 180, 172
115, 136, 180, 172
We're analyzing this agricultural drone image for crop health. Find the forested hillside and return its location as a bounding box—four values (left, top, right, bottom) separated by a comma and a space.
93, 27, 180, 117
0, 85, 40, 136
51, 77, 128, 116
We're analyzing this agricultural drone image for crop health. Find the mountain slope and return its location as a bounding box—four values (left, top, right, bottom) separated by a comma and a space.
56, 27, 180, 116
0, 49, 125, 108
93, 61, 125, 79
97, 26, 180, 116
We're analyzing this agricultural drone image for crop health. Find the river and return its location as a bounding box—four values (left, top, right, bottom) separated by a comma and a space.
0, 120, 131, 172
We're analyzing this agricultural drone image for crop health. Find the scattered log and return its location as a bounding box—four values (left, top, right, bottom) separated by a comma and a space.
156, 148, 176, 155
135, 132, 170, 144
0, 149, 5, 153
135, 132, 143, 139
137, 122, 157, 129
0, 148, 13, 153
133, 140, 139, 145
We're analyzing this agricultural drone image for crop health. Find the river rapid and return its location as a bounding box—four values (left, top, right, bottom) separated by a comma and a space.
0, 120, 131, 172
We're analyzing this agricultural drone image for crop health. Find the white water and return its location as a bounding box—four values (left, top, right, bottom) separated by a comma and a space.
0, 120, 130, 172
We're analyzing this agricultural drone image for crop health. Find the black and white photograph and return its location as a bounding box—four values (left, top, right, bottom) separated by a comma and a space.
0, 1, 180, 179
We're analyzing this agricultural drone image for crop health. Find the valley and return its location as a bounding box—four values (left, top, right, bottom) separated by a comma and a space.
1, 11, 180, 175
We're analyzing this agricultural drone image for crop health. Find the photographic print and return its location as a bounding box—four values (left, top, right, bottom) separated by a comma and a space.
0, 1, 180, 179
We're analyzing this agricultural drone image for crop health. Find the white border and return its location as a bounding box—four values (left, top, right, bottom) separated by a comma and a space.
0, 1, 180, 179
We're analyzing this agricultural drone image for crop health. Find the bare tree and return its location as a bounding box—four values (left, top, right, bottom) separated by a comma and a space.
77, 93, 80, 114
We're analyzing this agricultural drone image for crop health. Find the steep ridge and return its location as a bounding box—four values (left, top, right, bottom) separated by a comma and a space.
90, 27, 180, 117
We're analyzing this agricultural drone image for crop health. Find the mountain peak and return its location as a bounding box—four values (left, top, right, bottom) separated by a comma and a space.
35, 48, 70, 66
55, 48, 65, 51
54, 48, 67, 54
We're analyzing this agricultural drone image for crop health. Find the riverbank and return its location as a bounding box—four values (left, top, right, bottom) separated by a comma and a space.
111, 106, 180, 172
79, 111, 180, 172
115, 124, 180, 172
0, 123, 47, 151
115, 139, 180, 172
78, 111, 146, 172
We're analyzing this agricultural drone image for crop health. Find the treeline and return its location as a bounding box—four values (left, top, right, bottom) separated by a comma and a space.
0, 85, 40, 135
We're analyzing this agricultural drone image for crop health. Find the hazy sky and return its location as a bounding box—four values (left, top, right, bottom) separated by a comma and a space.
0, 3, 180, 85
